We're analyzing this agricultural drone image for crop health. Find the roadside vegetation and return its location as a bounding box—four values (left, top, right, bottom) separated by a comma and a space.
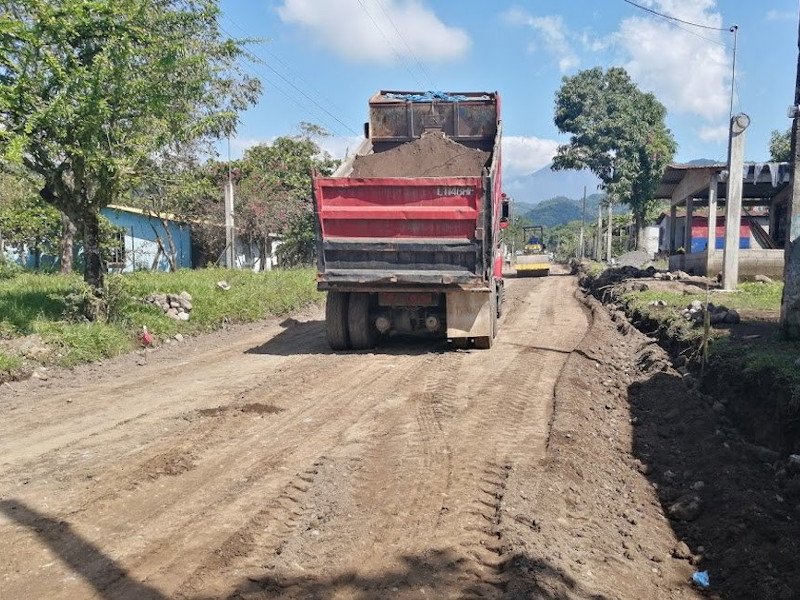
622, 281, 784, 315
583, 263, 800, 456
0, 267, 321, 374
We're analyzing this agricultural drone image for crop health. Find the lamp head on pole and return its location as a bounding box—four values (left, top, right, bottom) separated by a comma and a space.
731, 112, 750, 134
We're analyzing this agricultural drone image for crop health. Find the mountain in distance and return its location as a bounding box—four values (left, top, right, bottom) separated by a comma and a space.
521, 194, 626, 228
505, 164, 601, 205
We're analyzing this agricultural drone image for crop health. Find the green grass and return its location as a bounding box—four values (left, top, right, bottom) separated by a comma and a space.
709, 336, 800, 406
0, 351, 22, 374
0, 267, 323, 369
622, 281, 784, 314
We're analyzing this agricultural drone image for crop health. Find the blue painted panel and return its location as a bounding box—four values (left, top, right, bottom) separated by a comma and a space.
690, 237, 706, 254
693, 236, 751, 252
712, 237, 750, 250
101, 208, 192, 272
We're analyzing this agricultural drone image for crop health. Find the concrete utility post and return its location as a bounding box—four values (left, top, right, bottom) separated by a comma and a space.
781, 13, 800, 337
224, 179, 236, 269
722, 113, 750, 291
685, 197, 694, 254
596, 204, 602, 259
706, 173, 719, 275
579, 186, 587, 260
606, 200, 613, 263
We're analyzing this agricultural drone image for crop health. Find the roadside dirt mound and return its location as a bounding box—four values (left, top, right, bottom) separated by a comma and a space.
350, 131, 489, 177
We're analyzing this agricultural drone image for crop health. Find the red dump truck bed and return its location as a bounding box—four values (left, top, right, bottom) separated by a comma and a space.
314, 91, 507, 350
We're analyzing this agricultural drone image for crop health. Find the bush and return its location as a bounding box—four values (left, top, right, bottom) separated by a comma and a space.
0, 257, 23, 280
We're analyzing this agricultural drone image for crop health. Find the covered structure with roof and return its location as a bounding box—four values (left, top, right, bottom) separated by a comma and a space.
654, 162, 791, 280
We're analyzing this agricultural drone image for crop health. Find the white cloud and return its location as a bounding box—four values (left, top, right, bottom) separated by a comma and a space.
230, 136, 274, 154
316, 135, 363, 159
766, 9, 795, 21
502, 136, 559, 176
503, 8, 578, 72
616, 0, 731, 120
277, 0, 469, 65
698, 124, 728, 142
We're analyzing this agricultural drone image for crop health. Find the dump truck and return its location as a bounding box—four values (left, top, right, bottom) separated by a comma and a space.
514, 225, 551, 277
313, 90, 508, 350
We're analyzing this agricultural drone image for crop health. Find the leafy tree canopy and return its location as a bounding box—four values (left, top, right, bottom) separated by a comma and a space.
230, 125, 339, 266
769, 128, 791, 162
0, 0, 260, 286
553, 67, 676, 248
0, 167, 60, 256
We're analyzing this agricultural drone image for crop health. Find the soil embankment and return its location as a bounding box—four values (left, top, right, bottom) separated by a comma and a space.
581, 264, 800, 598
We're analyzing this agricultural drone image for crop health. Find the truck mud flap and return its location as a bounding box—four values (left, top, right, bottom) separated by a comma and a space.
446, 290, 492, 342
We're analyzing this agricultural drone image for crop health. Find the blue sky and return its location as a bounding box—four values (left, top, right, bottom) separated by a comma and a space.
219, 0, 799, 177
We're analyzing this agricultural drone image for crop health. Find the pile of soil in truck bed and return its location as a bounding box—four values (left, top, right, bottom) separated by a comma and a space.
350, 130, 490, 177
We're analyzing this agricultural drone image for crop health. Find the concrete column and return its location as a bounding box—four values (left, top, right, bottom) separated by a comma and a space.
684, 197, 694, 253
224, 179, 235, 268
781, 17, 800, 337
722, 113, 750, 291
706, 173, 719, 275
669, 204, 677, 254
606, 201, 613, 262
596, 204, 602, 259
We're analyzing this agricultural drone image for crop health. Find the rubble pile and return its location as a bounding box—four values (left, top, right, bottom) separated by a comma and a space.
144, 291, 193, 321
679, 299, 741, 326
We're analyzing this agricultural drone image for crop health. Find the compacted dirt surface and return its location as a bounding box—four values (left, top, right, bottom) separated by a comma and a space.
1, 273, 724, 599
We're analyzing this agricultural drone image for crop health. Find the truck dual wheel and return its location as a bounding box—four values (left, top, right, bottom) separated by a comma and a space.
325, 292, 351, 350
347, 292, 377, 350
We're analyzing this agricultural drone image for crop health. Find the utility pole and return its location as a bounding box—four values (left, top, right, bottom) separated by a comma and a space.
579, 186, 587, 260
781, 12, 800, 338
606, 200, 613, 263
224, 180, 235, 268
721, 113, 750, 290
596, 203, 602, 260
225, 136, 236, 269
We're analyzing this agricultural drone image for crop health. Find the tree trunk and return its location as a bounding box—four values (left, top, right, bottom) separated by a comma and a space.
259, 237, 267, 271
634, 210, 646, 251
60, 212, 76, 274
83, 210, 104, 289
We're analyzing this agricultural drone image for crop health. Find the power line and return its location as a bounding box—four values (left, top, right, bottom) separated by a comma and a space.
355, 0, 427, 88
231, 54, 352, 138
670, 19, 732, 48
373, 0, 436, 89
224, 16, 351, 120
621, 0, 729, 31
220, 25, 359, 136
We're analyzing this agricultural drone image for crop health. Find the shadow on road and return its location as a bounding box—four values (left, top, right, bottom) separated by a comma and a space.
0, 499, 167, 600
1, 498, 609, 600
246, 318, 453, 357
227, 549, 610, 599
627, 369, 800, 599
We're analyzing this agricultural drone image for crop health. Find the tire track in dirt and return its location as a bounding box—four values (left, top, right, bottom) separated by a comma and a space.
0, 274, 591, 600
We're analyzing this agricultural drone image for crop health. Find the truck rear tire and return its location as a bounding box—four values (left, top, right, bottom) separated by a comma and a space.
348, 292, 377, 350
325, 292, 351, 350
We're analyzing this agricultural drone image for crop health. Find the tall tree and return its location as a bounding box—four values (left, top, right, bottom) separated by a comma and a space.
232, 127, 338, 268
0, 0, 259, 288
769, 128, 792, 162
553, 67, 676, 250
0, 169, 61, 267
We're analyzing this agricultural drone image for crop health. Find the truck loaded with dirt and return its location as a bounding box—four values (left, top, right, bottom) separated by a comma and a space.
313, 91, 509, 350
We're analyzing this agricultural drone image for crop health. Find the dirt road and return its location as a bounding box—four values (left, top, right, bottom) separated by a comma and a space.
1, 274, 704, 599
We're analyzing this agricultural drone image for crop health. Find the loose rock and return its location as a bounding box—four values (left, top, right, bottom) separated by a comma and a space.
668, 495, 702, 521
672, 541, 692, 560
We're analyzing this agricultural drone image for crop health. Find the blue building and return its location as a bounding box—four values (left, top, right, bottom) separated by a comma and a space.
101, 205, 193, 272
